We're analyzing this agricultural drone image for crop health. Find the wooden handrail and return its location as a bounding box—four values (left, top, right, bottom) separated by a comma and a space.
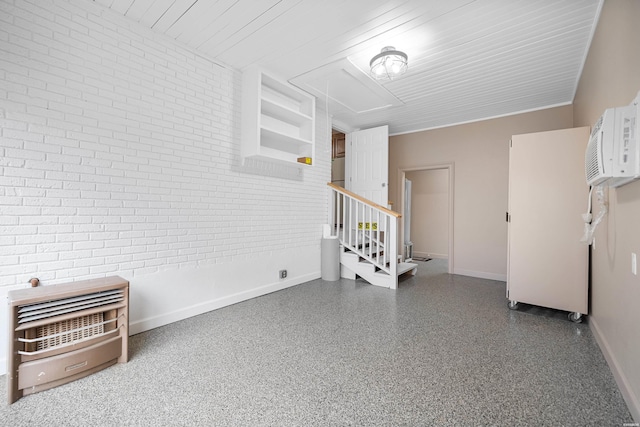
327, 182, 401, 218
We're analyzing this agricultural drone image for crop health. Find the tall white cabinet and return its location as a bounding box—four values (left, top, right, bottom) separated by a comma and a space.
507, 127, 590, 321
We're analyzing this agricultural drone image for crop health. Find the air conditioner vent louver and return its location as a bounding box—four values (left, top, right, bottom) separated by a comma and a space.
591, 114, 603, 139
585, 137, 602, 183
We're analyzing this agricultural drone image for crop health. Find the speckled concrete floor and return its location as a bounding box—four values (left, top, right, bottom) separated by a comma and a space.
1, 259, 634, 426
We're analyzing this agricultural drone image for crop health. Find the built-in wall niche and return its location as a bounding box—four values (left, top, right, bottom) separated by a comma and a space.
241, 67, 316, 166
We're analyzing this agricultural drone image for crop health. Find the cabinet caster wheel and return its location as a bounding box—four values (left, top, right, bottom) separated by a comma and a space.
508, 300, 519, 310
568, 312, 583, 323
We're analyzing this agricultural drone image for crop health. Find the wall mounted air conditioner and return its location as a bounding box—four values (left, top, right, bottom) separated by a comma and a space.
586, 92, 640, 188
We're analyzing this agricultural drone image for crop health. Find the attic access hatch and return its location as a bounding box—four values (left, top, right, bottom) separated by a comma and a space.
289, 58, 404, 117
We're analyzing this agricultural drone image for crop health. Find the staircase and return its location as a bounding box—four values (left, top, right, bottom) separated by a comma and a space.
327, 183, 418, 289
340, 250, 418, 288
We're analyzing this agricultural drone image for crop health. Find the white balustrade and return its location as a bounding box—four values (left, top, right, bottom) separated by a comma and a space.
327, 183, 399, 279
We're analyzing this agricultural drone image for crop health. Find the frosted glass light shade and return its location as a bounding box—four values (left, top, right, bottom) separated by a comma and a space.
370, 46, 408, 80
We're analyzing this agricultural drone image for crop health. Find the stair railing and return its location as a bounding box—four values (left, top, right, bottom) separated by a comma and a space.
327, 182, 400, 277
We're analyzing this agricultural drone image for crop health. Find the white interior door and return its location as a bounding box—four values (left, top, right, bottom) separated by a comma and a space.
345, 125, 389, 207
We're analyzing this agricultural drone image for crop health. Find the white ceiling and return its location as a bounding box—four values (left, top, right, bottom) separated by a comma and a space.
92, 0, 603, 135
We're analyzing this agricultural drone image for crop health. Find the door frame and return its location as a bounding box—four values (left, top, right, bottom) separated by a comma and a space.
398, 163, 454, 274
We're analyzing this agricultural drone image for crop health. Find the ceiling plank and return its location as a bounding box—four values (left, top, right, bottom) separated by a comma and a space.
196, 0, 299, 58
108, 0, 135, 15
137, 0, 176, 27
151, 0, 199, 32
169, 0, 241, 44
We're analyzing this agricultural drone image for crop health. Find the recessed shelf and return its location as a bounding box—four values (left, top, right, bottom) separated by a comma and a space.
242, 67, 315, 167
261, 127, 312, 156
261, 98, 312, 127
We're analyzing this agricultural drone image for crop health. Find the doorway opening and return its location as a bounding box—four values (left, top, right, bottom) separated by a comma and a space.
398, 164, 454, 274
331, 129, 346, 186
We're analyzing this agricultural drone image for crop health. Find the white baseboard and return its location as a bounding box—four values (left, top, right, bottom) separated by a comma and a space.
129, 272, 319, 335
453, 267, 507, 282
590, 317, 640, 422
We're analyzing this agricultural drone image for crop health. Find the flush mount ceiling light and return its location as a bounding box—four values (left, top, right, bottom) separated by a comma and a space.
370, 46, 408, 81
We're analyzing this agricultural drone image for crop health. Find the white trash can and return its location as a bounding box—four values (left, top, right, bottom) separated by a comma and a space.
321, 236, 340, 281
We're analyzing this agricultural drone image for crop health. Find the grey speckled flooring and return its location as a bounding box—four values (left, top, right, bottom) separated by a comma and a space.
1, 259, 634, 426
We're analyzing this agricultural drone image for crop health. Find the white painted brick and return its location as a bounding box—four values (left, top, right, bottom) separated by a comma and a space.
107, 255, 137, 266
94, 199, 123, 208
4, 129, 44, 144
62, 181, 95, 191
133, 266, 159, 276
48, 100, 83, 116
20, 216, 59, 226
1, 264, 35, 283
58, 248, 92, 261
37, 242, 73, 253
55, 232, 89, 243
24, 159, 63, 172
91, 232, 119, 242
67, 130, 100, 144
44, 135, 79, 148
48, 47, 83, 70
92, 247, 121, 258
4, 167, 45, 179
89, 264, 118, 275
22, 197, 61, 207
45, 170, 80, 181
102, 238, 132, 248
45, 152, 80, 164
36, 224, 73, 234
72, 257, 104, 268
0, 156, 25, 167
58, 216, 90, 226
14, 16, 53, 40
15, 234, 55, 245
19, 252, 59, 264
63, 163, 96, 175
0, 254, 19, 266
60, 198, 93, 208
52, 266, 89, 280
2, 0, 329, 285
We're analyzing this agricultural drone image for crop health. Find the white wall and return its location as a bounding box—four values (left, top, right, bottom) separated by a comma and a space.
0, 0, 330, 374
389, 106, 574, 281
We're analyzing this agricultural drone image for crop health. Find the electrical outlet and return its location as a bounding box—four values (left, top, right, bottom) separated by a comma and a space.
279, 269, 287, 279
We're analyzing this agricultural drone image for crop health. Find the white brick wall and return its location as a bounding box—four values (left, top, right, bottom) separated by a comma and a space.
0, 0, 331, 288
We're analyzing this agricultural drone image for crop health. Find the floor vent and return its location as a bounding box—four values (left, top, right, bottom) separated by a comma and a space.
7, 276, 129, 404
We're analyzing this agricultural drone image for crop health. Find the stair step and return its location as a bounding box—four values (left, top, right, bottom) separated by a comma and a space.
339, 244, 418, 288
397, 262, 418, 276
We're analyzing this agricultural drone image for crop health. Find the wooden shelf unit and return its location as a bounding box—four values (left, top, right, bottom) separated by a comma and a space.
242, 67, 315, 166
